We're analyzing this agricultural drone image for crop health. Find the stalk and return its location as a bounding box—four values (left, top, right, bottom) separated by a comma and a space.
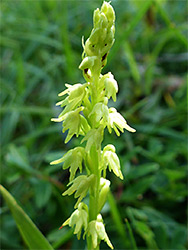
86, 59, 102, 250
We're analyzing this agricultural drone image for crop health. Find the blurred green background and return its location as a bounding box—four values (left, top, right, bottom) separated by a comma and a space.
0, 0, 187, 249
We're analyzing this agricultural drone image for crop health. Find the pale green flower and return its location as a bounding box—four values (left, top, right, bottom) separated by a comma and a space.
81, 125, 104, 152
89, 102, 109, 126
50, 147, 85, 181
62, 108, 83, 143
56, 83, 86, 116
79, 56, 99, 81
79, 56, 97, 71
104, 72, 118, 102
63, 174, 95, 208
62, 202, 88, 239
86, 214, 113, 249
102, 144, 123, 180
108, 107, 136, 136
52, 107, 91, 143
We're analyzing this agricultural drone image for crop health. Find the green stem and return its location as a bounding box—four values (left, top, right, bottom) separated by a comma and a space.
87, 154, 100, 250
87, 67, 101, 250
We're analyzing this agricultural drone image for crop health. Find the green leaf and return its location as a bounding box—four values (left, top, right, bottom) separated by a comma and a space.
125, 218, 137, 250
123, 42, 140, 83
126, 207, 148, 221
48, 228, 73, 249
122, 176, 155, 201
154, 0, 187, 47
108, 191, 128, 247
170, 226, 187, 249
163, 168, 186, 181
109, 0, 153, 61
6, 145, 38, 175
0, 185, 53, 250
126, 163, 159, 180
154, 224, 168, 249
134, 221, 158, 249
34, 180, 52, 209
145, 30, 174, 94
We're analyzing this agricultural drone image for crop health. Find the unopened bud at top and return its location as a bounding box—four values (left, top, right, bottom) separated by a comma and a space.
101, 1, 115, 26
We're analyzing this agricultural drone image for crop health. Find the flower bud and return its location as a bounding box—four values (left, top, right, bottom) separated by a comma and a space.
79, 56, 97, 70
93, 8, 100, 28
103, 97, 108, 106
103, 144, 115, 153
101, 1, 108, 14
100, 12, 108, 29
84, 39, 97, 56
89, 28, 100, 44
102, 144, 123, 180
98, 178, 110, 212
102, 2, 115, 27
104, 72, 118, 102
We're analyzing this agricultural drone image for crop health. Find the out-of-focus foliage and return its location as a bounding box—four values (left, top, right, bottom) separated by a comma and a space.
0, 0, 187, 249
0, 185, 53, 250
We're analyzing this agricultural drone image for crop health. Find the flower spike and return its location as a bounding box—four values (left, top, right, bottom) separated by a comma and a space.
51, 2, 136, 249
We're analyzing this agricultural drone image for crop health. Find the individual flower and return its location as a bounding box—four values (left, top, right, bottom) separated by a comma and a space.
62, 202, 88, 239
81, 125, 104, 152
56, 83, 86, 116
50, 147, 85, 181
63, 174, 95, 208
104, 72, 118, 102
89, 102, 109, 126
102, 144, 123, 180
86, 214, 113, 249
79, 56, 99, 81
107, 107, 136, 136
51, 107, 83, 143
79, 56, 97, 71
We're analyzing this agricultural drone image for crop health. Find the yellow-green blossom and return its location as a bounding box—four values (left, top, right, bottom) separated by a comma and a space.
86, 214, 113, 249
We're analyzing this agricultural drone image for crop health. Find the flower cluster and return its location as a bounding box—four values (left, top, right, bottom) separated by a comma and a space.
51, 2, 135, 249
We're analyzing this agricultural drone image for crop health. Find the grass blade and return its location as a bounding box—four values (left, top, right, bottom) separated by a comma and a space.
154, 0, 187, 47
0, 185, 54, 250
108, 191, 128, 247
145, 30, 173, 94
125, 218, 138, 250
109, 0, 153, 62
123, 41, 140, 83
